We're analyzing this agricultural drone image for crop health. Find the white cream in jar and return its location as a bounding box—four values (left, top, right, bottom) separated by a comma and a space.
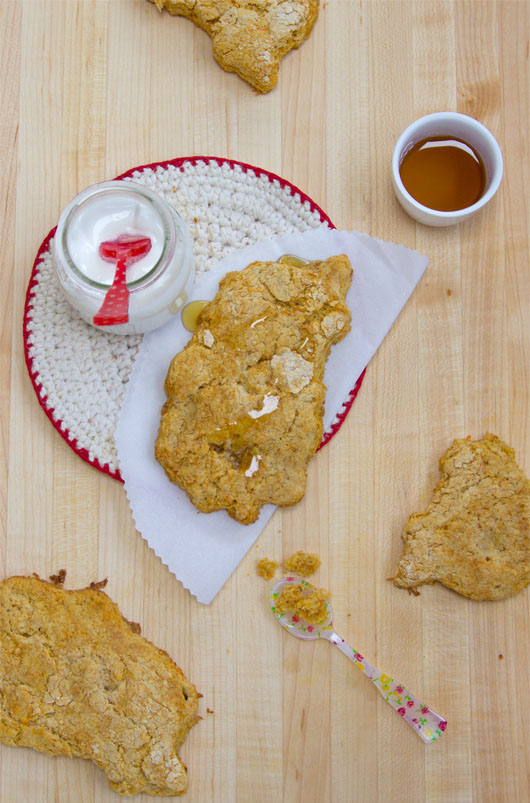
53, 180, 194, 334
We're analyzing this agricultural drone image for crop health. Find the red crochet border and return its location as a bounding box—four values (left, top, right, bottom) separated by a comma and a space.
23, 156, 365, 481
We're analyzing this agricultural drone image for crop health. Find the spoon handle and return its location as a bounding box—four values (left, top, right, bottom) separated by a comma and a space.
327, 631, 447, 743
93, 258, 129, 326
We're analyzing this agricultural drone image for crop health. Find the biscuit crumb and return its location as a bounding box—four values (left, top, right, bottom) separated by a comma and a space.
257, 558, 278, 581
49, 570, 66, 586
284, 550, 321, 577
206, 708, 214, 714
498, 654, 504, 660
447, 289, 452, 296
89, 578, 108, 590
275, 583, 330, 624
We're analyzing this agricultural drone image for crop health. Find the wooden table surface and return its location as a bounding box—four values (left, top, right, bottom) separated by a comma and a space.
1, 1, 529, 801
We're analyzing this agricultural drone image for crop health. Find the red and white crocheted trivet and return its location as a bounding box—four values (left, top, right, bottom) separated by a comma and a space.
24, 157, 365, 480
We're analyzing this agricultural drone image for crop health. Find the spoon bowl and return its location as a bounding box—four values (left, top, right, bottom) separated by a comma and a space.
270, 576, 333, 639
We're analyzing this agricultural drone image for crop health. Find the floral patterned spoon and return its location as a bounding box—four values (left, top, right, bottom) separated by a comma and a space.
270, 577, 447, 743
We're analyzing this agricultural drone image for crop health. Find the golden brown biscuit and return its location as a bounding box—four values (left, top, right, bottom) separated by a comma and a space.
393, 433, 530, 601
0, 575, 199, 796
155, 255, 352, 524
148, 0, 320, 93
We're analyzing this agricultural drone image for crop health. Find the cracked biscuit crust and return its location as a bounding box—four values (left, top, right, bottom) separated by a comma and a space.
148, 0, 320, 93
0, 576, 199, 796
393, 433, 530, 601
155, 255, 352, 524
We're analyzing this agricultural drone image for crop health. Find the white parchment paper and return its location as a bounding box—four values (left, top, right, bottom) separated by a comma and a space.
116, 229, 428, 603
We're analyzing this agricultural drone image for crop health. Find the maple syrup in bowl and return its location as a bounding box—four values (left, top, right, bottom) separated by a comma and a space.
392, 112, 503, 226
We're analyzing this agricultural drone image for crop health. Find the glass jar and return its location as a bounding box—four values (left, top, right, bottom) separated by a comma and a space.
53, 180, 195, 334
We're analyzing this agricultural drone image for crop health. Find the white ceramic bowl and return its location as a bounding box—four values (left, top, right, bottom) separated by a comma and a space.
392, 112, 503, 226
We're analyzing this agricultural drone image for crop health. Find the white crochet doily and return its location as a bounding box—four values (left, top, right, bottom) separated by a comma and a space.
24, 157, 336, 479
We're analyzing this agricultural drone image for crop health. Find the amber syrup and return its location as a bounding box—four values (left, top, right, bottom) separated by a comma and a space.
399, 136, 486, 212
181, 300, 208, 332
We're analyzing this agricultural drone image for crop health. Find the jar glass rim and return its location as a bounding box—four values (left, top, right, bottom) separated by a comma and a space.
58, 182, 176, 292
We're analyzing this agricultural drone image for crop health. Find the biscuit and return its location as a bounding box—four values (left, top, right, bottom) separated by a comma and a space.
0, 575, 199, 796
148, 0, 320, 93
155, 255, 352, 524
393, 433, 530, 600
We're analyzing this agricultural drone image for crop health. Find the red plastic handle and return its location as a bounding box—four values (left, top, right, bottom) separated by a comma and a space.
93, 236, 152, 326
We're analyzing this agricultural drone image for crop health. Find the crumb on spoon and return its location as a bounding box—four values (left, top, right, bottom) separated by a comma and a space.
275, 583, 330, 624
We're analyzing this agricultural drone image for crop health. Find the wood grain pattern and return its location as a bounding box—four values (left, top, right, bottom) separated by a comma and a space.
1, 1, 529, 801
